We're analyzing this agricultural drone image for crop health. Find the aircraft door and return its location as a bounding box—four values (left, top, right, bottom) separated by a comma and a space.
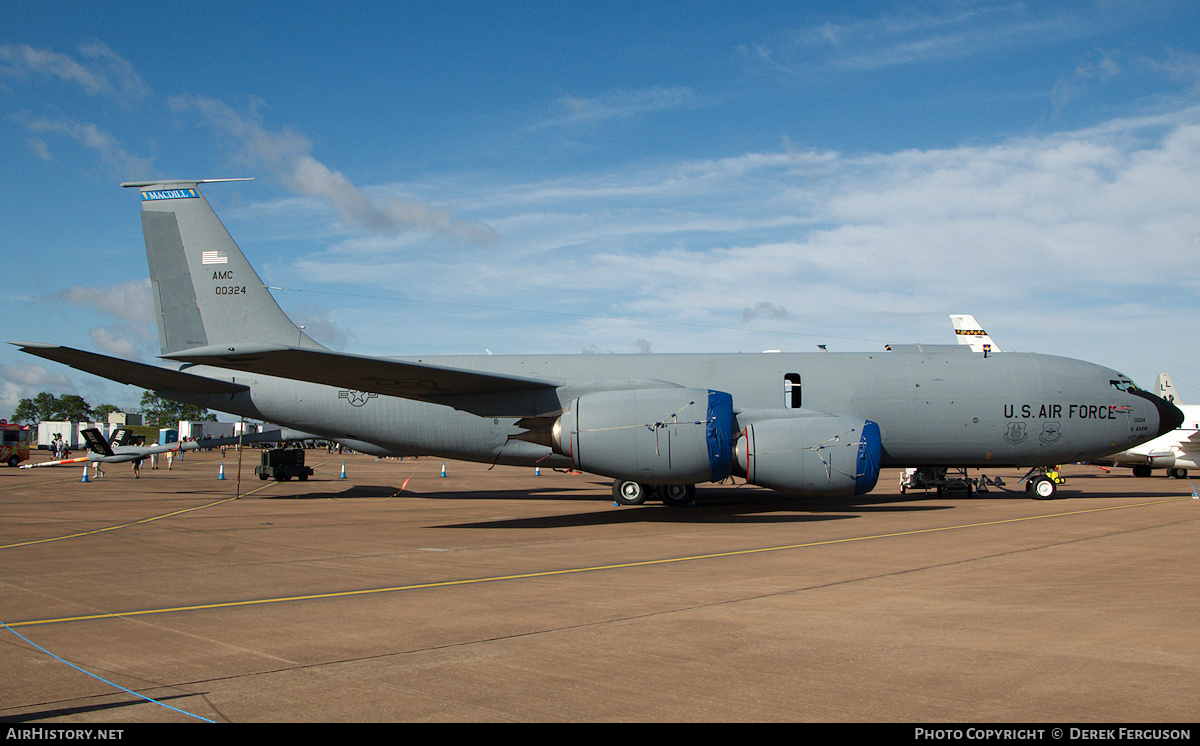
784, 373, 801, 409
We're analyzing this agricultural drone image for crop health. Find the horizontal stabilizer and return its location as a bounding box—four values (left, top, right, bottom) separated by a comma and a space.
11, 342, 248, 395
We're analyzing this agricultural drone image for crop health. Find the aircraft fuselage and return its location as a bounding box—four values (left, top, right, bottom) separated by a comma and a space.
168, 347, 1166, 471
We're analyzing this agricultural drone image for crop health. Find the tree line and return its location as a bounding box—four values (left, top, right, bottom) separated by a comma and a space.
10, 391, 215, 427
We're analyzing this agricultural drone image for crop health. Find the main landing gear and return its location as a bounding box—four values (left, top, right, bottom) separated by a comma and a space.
612, 479, 696, 507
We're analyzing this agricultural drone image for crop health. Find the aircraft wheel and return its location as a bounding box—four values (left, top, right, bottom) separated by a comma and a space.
1168, 467, 1187, 479
659, 484, 696, 507
1028, 476, 1057, 499
1132, 464, 1152, 478
612, 479, 649, 505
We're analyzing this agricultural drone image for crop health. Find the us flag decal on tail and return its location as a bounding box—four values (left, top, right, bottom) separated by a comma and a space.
201, 250, 228, 264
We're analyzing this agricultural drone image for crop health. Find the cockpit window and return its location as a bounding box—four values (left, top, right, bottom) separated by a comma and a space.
1110, 379, 1139, 393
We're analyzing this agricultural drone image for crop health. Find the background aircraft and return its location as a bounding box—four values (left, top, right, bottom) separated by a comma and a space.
25, 426, 201, 468
13, 181, 1182, 503
950, 314, 1001, 354
21, 426, 322, 469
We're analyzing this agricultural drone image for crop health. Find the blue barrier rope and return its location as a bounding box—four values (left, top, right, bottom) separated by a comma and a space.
1, 620, 216, 723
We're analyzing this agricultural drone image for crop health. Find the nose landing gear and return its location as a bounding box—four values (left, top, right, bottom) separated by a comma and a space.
1022, 466, 1065, 499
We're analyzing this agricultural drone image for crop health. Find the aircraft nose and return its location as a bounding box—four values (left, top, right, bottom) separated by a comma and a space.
1130, 387, 1185, 437
1155, 397, 1185, 437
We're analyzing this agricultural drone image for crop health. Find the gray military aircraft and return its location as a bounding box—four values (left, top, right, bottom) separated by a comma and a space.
12, 179, 1183, 503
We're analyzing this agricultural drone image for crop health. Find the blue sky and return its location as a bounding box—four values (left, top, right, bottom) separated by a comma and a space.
3, 1, 1200, 417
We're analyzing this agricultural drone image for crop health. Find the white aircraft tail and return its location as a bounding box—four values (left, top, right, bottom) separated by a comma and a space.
121, 179, 325, 355
1155, 373, 1183, 405
950, 314, 1001, 354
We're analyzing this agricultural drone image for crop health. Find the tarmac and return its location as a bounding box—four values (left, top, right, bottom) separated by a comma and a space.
0, 449, 1196, 723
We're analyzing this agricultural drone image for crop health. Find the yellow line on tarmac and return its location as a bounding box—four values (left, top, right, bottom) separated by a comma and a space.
0, 472, 91, 491
0, 457, 336, 550
0, 482, 278, 550
6, 496, 1189, 628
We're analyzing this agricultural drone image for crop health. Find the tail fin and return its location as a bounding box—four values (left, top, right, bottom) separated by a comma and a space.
81, 428, 115, 457
1155, 373, 1182, 404
950, 314, 1001, 353
121, 179, 325, 355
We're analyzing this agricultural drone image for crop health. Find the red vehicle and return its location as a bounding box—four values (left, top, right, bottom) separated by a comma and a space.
0, 421, 31, 467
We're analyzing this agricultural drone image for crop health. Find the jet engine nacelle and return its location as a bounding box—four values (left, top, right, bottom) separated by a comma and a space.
1146, 452, 1177, 468
735, 416, 882, 496
553, 388, 734, 484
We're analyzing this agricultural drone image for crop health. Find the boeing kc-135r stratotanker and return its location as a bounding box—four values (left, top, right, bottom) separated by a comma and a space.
12, 179, 1183, 502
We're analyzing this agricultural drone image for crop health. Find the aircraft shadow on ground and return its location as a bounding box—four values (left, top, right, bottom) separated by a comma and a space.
236, 479, 1189, 528
253, 484, 615, 500
242, 479, 955, 526
0, 691, 206, 723
435, 488, 954, 529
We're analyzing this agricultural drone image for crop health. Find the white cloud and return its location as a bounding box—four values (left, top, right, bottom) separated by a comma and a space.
41, 280, 157, 362
0, 363, 74, 419
88, 326, 148, 359
169, 95, 497, 242
76, 40, 151, 104
45, 279, 154, 324
0, 42, 148, 105
15, 115, 153, 177
536, 87, 711, 128
27, 136, 52, 161
285, 301, 353, 351
756, 4, 1106, 75
277, 109, 1200, 389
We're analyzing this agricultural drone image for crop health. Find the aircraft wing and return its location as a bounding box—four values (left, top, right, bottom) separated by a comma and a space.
162, 343, 561, 414
12, 342, 248, 395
